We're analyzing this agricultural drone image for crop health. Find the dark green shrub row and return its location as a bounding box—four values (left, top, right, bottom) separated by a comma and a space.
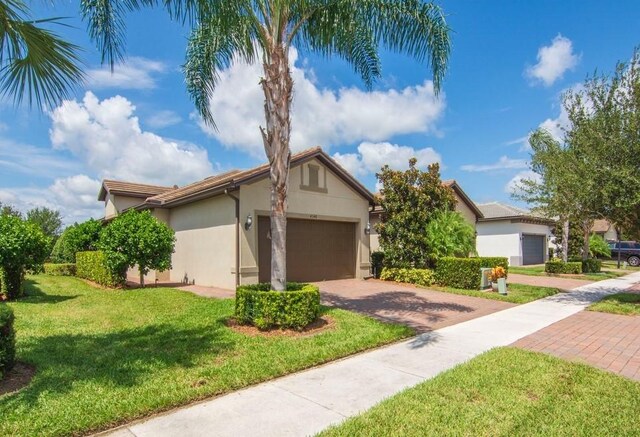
380, 267, 435, 287
44, 263, 76, 276
76, 251, 125, 287
434, 257, 509, 289
235, 283, 320, 330
371, 251, 385, 279
568, 257, 602, 273
545, 260, 582, 274
0, 267, 24, 301
581, 258, 602, 273
0, 304, 16, 380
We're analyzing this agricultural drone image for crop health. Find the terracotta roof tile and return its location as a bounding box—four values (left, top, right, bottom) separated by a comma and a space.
99, 180, 175, 200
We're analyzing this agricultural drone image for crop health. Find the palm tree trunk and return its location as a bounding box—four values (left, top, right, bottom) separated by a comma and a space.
260, 44, 293, 291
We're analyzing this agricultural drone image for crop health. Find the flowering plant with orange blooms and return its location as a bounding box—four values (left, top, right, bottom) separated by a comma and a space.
489, 266, 506, 282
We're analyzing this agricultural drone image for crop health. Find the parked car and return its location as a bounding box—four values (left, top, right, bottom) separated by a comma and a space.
607, 241, 640, 266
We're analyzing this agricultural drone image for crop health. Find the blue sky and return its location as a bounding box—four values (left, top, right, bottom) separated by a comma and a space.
1, 0, 639, 224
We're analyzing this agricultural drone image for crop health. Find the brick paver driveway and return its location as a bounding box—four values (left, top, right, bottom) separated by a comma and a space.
317, 279, 515, 332
508, 273, 593, 290
513, 310, 640, 381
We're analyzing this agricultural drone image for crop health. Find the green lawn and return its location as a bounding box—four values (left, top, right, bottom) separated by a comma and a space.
0, 275, 412, 437
509, 265, 625, 281
601, 261, 640, 271
319, 347, 640, 437
430, 283, 559, 304
588, 293, 640, 316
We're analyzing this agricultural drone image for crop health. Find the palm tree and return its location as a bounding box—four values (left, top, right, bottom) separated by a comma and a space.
0, 0, 83, 108
82, 0, 451, 291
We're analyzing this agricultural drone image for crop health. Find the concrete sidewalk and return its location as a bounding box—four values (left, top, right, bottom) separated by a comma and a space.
102, 272, 640, 437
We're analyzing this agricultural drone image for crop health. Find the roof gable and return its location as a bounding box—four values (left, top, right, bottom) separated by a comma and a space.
117, 147, 374, 208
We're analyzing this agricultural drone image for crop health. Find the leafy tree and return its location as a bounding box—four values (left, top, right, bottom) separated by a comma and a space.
552, 220, 583, 259
26, 207, 62, 239
0, 202, 21, 218
82, 0, 451, 291
562, 49, 640, 235
50, 219, 103, 263
424, 210, 476, 260
0, 0, 83, 109
589, 234, 611, 258
99, 210, 175, 287
376, 159, 456, 268
0, 215, 50, 300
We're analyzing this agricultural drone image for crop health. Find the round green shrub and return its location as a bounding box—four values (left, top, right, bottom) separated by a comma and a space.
235, 283, 320, 330
0, 304, 16, 380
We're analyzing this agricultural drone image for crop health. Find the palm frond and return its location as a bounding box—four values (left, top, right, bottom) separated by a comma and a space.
0, 0, 84, 109
291, 0, 450, 93
183, 5, 258, 128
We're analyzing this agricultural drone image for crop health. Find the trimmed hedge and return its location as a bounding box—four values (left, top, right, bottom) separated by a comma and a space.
435, 257, 509, 289
44, 263, 76, 276
76, 251, 125, 287
380, 267, 435, 287
545, 260, 582, 275
0, 304, 16, 380
0, 266, 24, 301
235, 283, 320, 330
581, 258, 602, 273
371, 251, 385, 279
568, 257, 602, 274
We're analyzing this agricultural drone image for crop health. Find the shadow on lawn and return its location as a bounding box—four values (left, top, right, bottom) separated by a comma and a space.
19, 279, 79, 304
8, 322, 234, 405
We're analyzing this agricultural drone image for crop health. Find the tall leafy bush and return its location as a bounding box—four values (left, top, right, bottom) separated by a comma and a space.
0, 215, 50, 300
99, 210, 175, 287
425, 210, 476, 260
589, 234, 611, 258
376, 158, 456, 268
50, 219, 103, 263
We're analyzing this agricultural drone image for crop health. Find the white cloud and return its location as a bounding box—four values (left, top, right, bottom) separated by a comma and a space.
0, 138, 79, 177
333, 141, 441, 176
87, 57, 166, 89
505, 170, 541, 194
0, 175, 103, 225
461, 156, 528, 172
526, 35, 580, 87
198, 48, 445, 157
49, 91, 214, 186
146, 110, 182, 129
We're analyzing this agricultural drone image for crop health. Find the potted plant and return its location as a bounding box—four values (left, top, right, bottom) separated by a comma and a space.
489, 266, 507, 293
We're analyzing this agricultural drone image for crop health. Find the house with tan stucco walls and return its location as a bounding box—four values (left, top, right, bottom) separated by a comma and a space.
98, 147, 375, 289
368, 180, 484, 253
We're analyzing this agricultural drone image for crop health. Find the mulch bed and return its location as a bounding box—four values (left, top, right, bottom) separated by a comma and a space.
225, 316, 335, 338
0, 362, 35, 396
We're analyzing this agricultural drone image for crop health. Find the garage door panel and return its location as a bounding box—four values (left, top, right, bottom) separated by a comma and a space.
522, 234, 545, 265
258, 217, 356, 283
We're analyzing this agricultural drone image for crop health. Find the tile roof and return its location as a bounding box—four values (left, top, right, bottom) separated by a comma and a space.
98, 180, 174, 201
476, 202, 554, 223
100, 147, 375, 208
592, 219, 613, 233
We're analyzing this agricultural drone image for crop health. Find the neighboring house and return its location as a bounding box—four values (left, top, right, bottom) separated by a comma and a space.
98, 147, 374, 289
592, 219, 618, 241
369, 180, 483, 252
476, 202, 555, 266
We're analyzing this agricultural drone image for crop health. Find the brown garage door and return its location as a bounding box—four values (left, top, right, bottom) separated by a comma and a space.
258, 216, 356, 283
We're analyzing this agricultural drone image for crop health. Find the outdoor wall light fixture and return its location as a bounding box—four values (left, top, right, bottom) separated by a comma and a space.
245, 214, 253, 230
364, 221, 371, 235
